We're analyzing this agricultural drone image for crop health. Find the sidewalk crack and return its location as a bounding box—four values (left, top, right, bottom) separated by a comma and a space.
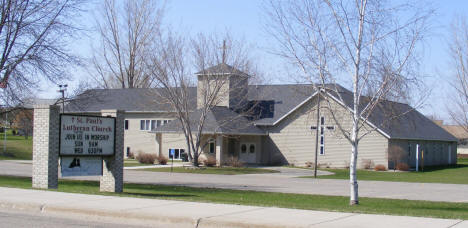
195, 207, 266, 227
308, 213, 358, 227
447, 220, 463, 228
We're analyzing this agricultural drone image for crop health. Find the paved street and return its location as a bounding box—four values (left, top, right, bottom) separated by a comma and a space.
1, 160, 468, 203
0, 187, 466, 228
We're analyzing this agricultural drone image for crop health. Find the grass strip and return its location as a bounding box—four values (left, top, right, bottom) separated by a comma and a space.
302, 158, 468, 185
139, 166, 279, 175
0, 175, 467, 220
0, 131, 32, 160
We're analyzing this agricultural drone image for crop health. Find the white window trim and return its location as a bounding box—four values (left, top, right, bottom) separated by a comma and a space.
208, 139, 215, 154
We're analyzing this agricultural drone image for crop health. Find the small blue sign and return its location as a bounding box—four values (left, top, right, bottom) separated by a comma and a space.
170, 149, 175, 156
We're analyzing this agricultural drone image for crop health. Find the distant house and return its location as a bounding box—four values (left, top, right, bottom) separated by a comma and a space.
11, 98, 58, 137
67, 63, 457, 169
434, 121, 468, 155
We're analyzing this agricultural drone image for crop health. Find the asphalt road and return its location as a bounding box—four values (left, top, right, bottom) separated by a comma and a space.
1, 160, 468, 203
0, 209, 150, 228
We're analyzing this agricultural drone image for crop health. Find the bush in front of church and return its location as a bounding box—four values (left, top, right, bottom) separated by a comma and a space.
137, 152, 157, 164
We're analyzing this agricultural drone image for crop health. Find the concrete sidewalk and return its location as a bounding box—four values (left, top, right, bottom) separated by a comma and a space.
0, 187, 465, 228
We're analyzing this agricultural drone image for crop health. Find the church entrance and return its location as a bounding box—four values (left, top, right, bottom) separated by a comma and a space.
239, 142, 257, 163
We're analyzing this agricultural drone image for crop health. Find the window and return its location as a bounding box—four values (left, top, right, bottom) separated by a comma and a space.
163, 120, 168, 125
311, 126, 317, 130
168, 148, 184, 159
209, 140, 215, 153
249, 144, 255, 153
157, 120, 161, 127
140, 120, 155, 131
125, 120, 129, 130
241, 144, 247, 153
326, 126, 335, 131
320, 117, 325, 155
126, 147, 131, 157
151, 120, 156, 130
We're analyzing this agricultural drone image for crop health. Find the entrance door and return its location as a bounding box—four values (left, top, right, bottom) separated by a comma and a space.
239, 143, 256, 163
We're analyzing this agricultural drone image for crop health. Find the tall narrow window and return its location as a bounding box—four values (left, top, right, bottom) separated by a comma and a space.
157, 120, 161, 127
145, 120, 150, 130
320, 117, 325, 155
140, 120, 145, 130
209, 140, 215, 153
151, 120, 156, 130
125, 120, 129, 130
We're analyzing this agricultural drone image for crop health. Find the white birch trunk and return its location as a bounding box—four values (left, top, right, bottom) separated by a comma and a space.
349, 136, 359, 205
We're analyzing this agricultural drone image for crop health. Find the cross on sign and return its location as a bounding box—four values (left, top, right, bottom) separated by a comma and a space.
311, 117, 335, 155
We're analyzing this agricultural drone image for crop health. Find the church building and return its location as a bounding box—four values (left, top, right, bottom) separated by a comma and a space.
68, 63, 458, 169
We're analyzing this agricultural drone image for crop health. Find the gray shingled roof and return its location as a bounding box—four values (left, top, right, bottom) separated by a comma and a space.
336, 90, 457, 142
152, 106, 266, 135
66, 88, 197, 113
67, 84, 457, 141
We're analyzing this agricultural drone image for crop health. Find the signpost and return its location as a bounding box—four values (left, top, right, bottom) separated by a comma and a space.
59, 114, 115, 176
170, 149, 174, 172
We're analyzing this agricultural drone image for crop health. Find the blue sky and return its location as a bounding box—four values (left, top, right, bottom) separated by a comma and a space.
39, 0, 468, 122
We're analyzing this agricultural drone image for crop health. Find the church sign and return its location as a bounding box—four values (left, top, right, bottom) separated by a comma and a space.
61, 156, 103, 177
59, 114, 116, 156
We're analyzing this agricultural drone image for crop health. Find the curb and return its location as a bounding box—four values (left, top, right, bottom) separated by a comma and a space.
0, 200, 287, 228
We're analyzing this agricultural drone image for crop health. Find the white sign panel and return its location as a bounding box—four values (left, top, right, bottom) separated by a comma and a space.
60, 115, 115, 156
61, 156, 102, 177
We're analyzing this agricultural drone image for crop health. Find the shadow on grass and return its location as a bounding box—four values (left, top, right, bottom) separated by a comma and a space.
416, 164, 468, 173
124, 192, 197, 198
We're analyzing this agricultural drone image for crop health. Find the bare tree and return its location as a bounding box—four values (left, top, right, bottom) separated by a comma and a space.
12, 109, 32, 139
448, 17, 468, 133
90, 0, 164, 89
147, 32, 258, 166
0, 0, 84, 105
265, 0, 432, 205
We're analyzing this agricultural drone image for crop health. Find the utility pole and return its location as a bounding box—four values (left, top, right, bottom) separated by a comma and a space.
3, 110, 6, 154
58, 84, 67, 113
313, 89, 321, 178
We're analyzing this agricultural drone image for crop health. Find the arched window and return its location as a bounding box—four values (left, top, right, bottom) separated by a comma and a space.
249, 144, 255, 153
241, 144, 247, 153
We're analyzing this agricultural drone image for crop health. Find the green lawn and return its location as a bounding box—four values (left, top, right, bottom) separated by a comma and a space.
0, 130, 32, 160
0, 175, 467, 220
124, 159, 155, 167
302, 158, 468, 185
139, 166, 280, 175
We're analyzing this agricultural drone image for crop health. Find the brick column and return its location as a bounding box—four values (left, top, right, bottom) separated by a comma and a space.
100, 110, 124, 192
32, 105, 60, 189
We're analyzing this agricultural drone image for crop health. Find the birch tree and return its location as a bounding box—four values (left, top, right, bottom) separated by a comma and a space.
0, 0, 84, 105
448, 17, 468, 133
265, 0, 432, 205
91, 0, 164, 89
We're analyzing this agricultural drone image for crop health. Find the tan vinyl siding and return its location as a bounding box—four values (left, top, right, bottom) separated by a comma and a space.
123, 112, 176, 157
160, 133, 187, 158
388, 139, 458, 168
264, 95, 389, 168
